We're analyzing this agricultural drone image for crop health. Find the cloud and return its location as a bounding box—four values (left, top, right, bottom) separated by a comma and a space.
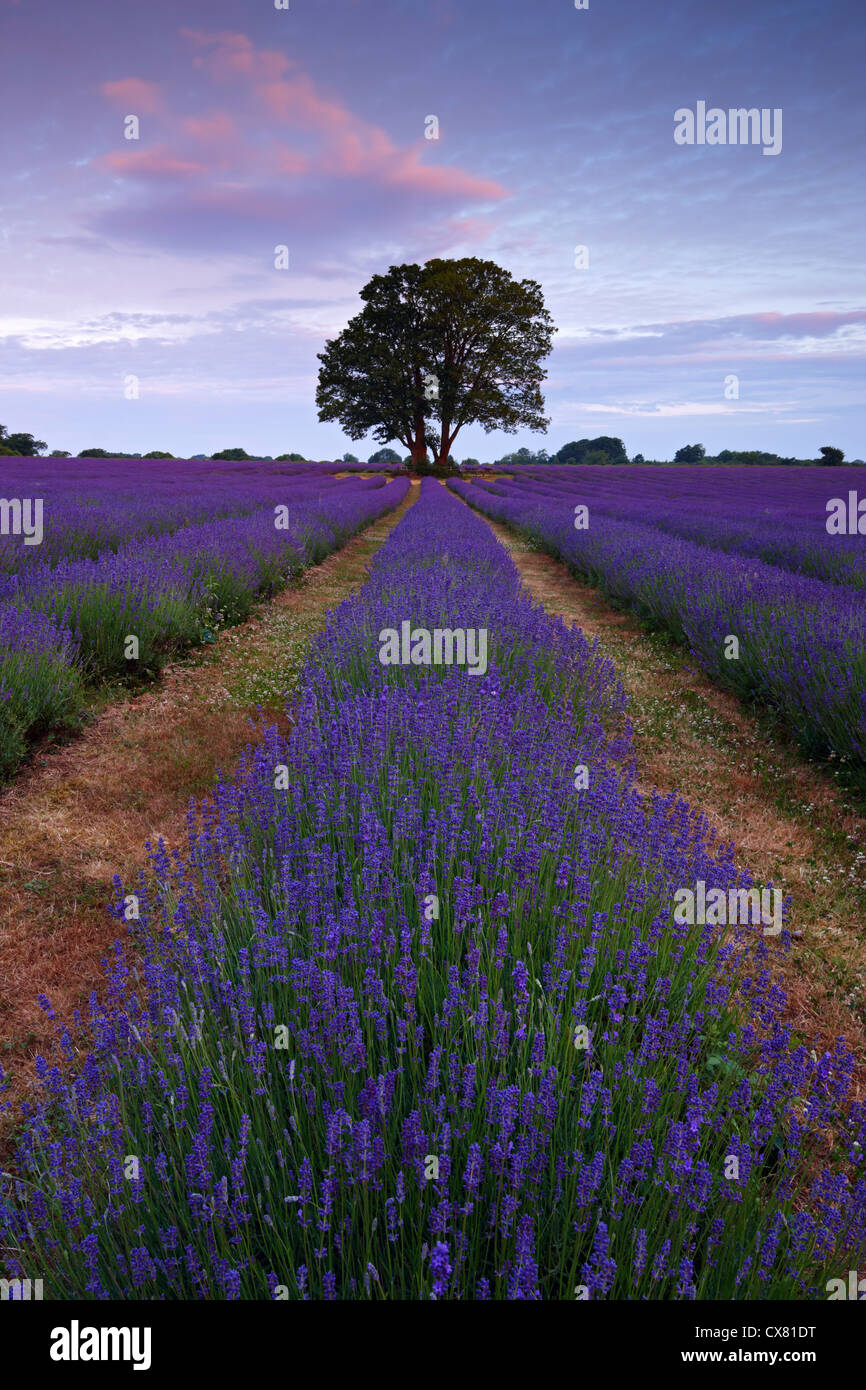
749, 310, 866, 338
553, 309, 866, 368
181, 28, 291, 83
175, 28, 507, 200
89, 30, 508, 264
100, 78, 163, 114
100, 146, 206, 180
0, 308, 213, 352
269, 142, 309, 176
182, 112, 238, 143
84, 58, 506, 270
572, 400, 797, 418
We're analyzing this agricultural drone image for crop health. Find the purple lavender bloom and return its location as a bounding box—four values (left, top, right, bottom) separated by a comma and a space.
429, 1242, 452, 1300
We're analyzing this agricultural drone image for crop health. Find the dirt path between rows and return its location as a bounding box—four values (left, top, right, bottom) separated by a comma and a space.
476, 508, 866, 1093
0, 484, 417, 1150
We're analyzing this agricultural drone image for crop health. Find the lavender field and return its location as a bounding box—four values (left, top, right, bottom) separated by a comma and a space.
1, 476, 865, 1302
453, 466, 866, 779
0, 458, 407, 779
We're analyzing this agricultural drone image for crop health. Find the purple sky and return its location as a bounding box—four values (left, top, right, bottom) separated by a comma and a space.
1, 0, 863, 461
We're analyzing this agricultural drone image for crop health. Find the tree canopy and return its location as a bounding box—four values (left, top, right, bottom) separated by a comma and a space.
316, 258, 555, 472
674, 443, 706, 463
556, 436, 627, 465
818, 445, 845, 465
0, 424, 46, 456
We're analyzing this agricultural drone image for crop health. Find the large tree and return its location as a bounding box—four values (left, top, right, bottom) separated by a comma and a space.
316, 258, 555, 472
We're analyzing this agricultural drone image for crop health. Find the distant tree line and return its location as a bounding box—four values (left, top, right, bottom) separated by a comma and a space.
0, 433, 312, 462
462, 439, 856, 468
0, 418, 858, 468
671, 443, 850, 467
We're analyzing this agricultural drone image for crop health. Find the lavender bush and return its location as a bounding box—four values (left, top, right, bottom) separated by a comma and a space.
0, 606, 83, 776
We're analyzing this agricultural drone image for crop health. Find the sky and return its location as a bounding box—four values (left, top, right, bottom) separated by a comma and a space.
0, 0, 864, 462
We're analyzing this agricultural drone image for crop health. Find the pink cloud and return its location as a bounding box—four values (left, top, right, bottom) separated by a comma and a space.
181, 29, 292, 83
270, 144, 310, 175
384, 149, 506, 200
183, 113, 238, 143
100, 78, 162, 114
445, 216, 496, 243
322, 127, 398, 177
258, 72, 350, 133
100, 146, 205, 180
179, 28, 508, 203
93, 29, 508, 238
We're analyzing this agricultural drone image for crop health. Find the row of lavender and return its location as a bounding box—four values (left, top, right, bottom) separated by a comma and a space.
0, 457, 387, 573
0, 467, 407, 778
2, 480, 864, 1299
494, 465, 866, 591
451, 471, 866, 776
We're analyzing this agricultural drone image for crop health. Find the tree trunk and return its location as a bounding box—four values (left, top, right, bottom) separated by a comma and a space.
435, 424, 453, 473
409, 408, 428, 471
